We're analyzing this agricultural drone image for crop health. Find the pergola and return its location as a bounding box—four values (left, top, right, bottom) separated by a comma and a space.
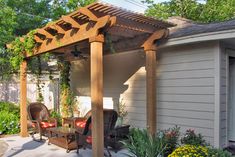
18, 2, 173, 157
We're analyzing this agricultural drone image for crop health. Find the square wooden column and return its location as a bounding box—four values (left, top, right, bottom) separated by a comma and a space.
142, 29, 168, 136
20, 60, 28, 137
89, 34, 104, 157
145, 50, 157, 136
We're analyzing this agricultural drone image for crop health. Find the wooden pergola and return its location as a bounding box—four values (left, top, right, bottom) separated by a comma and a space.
18, 2, 173, 157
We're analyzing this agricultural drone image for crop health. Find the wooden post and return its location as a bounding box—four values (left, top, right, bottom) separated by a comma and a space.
20, 60, 28, 137
89, 34, 104, 157
142, 29, 168, 136
145, 50, 157, 136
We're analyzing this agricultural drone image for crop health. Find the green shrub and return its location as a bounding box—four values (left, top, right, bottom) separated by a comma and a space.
0, 101, 20, 116
207, 147, 232, 157
0, 111, 20, 135
160, 126, 180, 156
50, 110, 62, 126
0, 102, 20, 135
122, 128, 167, 157
181, 129, 207, 146
168, 145, 208, 157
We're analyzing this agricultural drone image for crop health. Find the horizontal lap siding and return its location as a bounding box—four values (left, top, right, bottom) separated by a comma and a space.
123, 43, 216, 145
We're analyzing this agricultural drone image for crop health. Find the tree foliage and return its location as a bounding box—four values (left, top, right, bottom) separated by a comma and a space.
0, 0, 95, 78
143, 0, 235, 23
0, 0, 16, 47
0, 0, 95, 47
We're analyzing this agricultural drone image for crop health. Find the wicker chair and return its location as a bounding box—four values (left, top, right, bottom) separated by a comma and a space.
75, 109, 118, 157
27, 102, 57, 141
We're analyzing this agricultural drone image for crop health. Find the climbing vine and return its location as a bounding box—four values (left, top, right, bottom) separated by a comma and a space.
8, 30, 51, 102
7, 29, 76, 115
58, 59, 76, 117
9, 30, 36, 71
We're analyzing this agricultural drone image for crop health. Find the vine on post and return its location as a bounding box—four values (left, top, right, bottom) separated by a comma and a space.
8, 30, 51, 102
58, 59, 76, 118
9, 30, 36, 72
8, 29, 76, 117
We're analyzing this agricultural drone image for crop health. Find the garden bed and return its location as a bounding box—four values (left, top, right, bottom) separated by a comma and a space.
122, 126, 233, 157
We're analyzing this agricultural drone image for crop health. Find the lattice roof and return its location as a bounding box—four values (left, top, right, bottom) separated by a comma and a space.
26, 2, 174, 59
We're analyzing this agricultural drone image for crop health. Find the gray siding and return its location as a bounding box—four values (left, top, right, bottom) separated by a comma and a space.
123, 42, 216, 145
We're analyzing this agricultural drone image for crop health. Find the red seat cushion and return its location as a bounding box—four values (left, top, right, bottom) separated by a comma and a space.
76, 121, 86, 128
86, 136, 92, 144
32, 121, 56, 128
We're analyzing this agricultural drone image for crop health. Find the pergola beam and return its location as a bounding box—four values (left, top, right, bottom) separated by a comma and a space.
62, 15, 81, 29
34, 35, 43, 43
37, 29, 54, 39
79, 7, 98, 21
116, 17, 156, 33
49, 24, 66, 35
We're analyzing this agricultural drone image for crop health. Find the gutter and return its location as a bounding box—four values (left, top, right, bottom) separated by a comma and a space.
162, 28, 235, 47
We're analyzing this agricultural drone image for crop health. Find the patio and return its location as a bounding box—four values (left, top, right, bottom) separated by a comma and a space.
1, 135, 129, 157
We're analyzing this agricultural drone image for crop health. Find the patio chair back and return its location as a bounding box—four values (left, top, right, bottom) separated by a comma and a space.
81, 109, 118, 135
103, 109, 118, 135
76, 109, 118, 156
28, 102, 50, 121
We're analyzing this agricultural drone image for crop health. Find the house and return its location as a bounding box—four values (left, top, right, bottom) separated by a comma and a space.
70, 16, 235, 148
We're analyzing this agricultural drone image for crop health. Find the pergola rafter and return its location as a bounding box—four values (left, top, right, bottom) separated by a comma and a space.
14, 2, 174, 157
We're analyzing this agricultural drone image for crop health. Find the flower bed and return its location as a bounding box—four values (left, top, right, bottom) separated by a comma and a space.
122, 126, 232, 157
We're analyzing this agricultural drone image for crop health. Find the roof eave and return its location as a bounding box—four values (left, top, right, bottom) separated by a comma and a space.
162, 29, 235, 47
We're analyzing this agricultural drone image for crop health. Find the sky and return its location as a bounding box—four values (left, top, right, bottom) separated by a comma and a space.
100, 0, 169, 13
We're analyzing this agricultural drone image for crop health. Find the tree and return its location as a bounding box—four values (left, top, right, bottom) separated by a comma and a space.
200, 0, 235, 22
0, 0, 16, 47
66, 0, 96, 11
2, 0, 96, 39
143, 0, 235, 23
6, 0, 52, 36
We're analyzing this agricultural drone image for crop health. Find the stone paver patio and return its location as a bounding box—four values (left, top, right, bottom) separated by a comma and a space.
1, 135, 129, 157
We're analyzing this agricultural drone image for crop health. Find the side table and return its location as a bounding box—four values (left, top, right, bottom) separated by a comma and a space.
47, 127, 77, 153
